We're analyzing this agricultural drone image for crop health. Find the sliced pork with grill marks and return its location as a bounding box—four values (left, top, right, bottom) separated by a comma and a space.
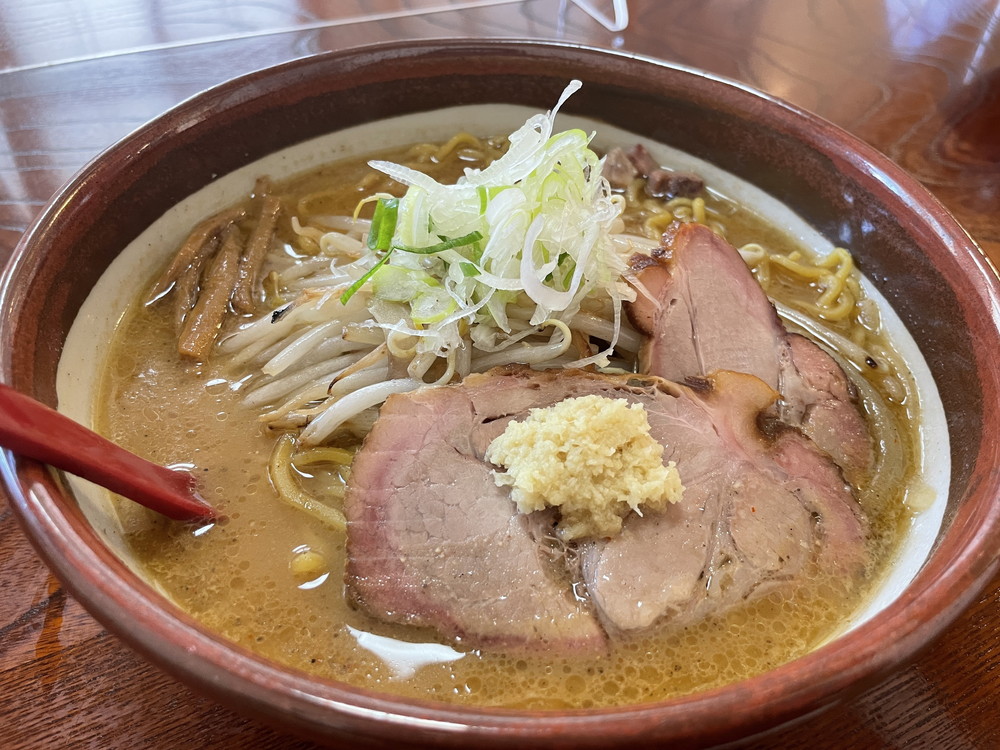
627, 222, 874, 485
345, 366, 867, 650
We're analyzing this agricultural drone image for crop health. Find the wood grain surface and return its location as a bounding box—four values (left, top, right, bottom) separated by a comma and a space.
1, 1, 999, 747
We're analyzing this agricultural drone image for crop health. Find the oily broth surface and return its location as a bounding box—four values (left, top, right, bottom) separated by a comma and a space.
100, 141, 912, 707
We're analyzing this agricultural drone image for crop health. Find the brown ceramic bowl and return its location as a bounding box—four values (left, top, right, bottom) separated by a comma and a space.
2, 39, 1000, 749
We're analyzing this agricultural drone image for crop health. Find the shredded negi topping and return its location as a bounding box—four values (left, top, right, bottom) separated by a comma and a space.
347, 80, 634, 369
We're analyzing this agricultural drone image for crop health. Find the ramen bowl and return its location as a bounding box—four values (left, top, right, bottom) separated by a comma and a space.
2, 39, 1000, 748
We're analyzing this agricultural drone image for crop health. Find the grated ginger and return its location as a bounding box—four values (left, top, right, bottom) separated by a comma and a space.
485, 394, 684, 540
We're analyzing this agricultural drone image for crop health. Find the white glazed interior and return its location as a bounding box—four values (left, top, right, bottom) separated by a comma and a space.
57, 103, 950, 639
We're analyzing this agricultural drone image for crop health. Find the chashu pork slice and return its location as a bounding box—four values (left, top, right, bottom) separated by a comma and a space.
579, 370, 868, 635
345, 366, 868, 650
627, 222, 875, 486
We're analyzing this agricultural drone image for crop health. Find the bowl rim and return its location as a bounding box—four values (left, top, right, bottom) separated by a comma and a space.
4, 37, 1000, 746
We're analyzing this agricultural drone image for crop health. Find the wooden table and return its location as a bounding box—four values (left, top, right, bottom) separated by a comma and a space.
2, 1, 998, 747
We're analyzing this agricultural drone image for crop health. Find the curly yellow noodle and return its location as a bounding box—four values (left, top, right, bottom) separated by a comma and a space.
817, 250, 855, 307
755, 263, 772, 287
820, 247, 854, 269
643, 211, 676, 237
434, 132, 484, 162
692, 197, 707, 224
625, 178, 646, 203
291, 445, 355, 467
665, 196, 694, 212
846, 275, 862, 296
268, 433, 347, 531
707, 220, 727, 237
801, 288, 857, 322
817, 278, 848, 308
404, 142, 439, 162
739, 243, 767, 262
769, 254, 829, 280
742, 247, 772, 287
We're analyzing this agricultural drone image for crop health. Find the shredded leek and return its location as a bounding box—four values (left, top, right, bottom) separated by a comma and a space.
355, 80, 635, 367
339, 251, 392, 305
395, 230, 484, 255
367, 197, 399, 251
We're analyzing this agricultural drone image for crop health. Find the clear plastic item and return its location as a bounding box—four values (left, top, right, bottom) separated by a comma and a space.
570, 0, 629, 31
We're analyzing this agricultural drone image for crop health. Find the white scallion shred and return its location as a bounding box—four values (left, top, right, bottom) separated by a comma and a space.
363, 80, 635, 367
